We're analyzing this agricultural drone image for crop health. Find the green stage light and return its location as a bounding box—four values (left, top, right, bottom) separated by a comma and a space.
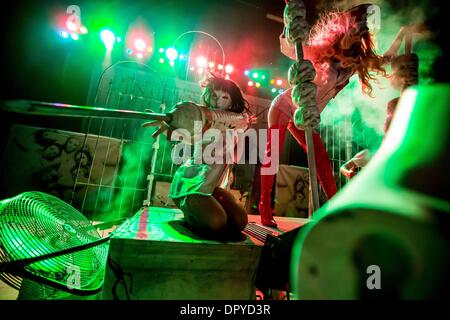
100, 29, 115, 51
165, 47, 178, 61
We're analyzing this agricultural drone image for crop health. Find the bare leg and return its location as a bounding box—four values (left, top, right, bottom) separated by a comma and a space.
172, 194, 229, 239
212, 187, 248, 234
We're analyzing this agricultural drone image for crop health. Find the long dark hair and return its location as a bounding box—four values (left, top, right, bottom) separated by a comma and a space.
200, 74, 250, 114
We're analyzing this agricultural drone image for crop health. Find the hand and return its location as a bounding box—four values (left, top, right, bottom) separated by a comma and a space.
390, 53, 419, 91
142, 101, 202, 138
340, 149, 370, 179
340, 160, 358, 179
243, 113, 257, 127
283, 0, 309, 45
142, 120, 173, 139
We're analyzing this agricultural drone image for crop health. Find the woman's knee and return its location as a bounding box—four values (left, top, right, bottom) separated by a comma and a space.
184, 195, 227, 232
230, 208, 248, 232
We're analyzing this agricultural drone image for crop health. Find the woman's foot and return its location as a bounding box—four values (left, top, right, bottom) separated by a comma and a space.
258, 202, 277, 227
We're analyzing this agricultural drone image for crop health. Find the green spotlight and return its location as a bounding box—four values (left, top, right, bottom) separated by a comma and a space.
166, 47, 178, 61
100, 29, 116, 51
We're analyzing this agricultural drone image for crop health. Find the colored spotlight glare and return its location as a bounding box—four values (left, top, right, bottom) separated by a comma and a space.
255, 82, 261, 88
244, 70, 250, 76
169, 60, 175, 67
225, 74, 230, 80
271, 88, 277, 93
134, 39, 146, 52
66, 21, 77, 32
179, 54, 185, 60
270, 79, 275, 84
80, 26, 88, 34
116, 37, 122, 43
197, 67, 204, 74
189, 66, 195, 71
278, 89, 284, 94
136, 53, 144, 59
248, 81, 254, 87
60, 31, 69, 38
147, 47, 153, 53
225, 64, 234, 74
100, 29, 115, 50
208, 61, 215, 68
217, 64, 224, 70
261, 75, 266, 80
71, 33, 79, 40
252, 72, 259, 79
159, 58, 165, 63
158, 48, 165, 53
196, 56, 207, 67
126, 48, 133, 55
165, 47, 178, 61
276, 79, 283, 86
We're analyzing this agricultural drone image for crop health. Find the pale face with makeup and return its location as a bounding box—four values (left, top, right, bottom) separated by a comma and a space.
210, 89, 232, 110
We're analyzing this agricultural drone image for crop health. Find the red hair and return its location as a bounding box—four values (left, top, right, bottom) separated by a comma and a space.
304, 10, 386, 96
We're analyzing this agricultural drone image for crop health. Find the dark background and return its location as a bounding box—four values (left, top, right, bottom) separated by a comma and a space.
1, 0, 447, 104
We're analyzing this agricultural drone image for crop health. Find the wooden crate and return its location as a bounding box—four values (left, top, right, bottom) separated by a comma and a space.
101, 207, 263, 300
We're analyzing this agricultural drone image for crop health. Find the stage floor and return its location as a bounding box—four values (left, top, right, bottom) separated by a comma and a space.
0, 207, 308, 300
110, 206, 308, 245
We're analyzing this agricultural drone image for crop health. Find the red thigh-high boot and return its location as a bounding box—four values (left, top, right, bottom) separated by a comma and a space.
259, 124, 287, 227
287, 123, 337, 200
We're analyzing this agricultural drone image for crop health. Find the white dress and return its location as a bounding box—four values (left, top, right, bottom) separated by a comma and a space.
168, 131, 235, 199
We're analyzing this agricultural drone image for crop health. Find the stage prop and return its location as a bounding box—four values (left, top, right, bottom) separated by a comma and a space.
0, 192, 110, 300
274, 165, 328, 218
291, 84, 450, 299
0, 125, 122, 220
102, 207, 305, 300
